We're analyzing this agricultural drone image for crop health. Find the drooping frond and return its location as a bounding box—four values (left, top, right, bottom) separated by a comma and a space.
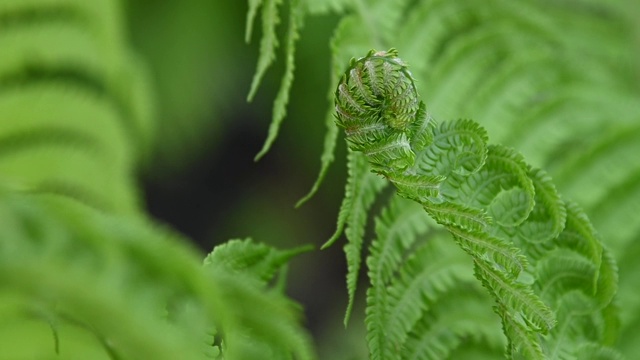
246, 0, 282, 102
253, 0, 304, 161
297, 13, 376, 204
322, 149, 386, 325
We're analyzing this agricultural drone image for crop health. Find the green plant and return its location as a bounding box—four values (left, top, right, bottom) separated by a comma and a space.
330, 48, 616, 358
1, 0, 639, 359
246, 0, 639, 358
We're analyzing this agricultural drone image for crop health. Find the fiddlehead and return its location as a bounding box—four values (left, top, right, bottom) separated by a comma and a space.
334, 49, 617, 358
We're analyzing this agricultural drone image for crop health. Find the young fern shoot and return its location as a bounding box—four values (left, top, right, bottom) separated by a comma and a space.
334, 49, 617, 359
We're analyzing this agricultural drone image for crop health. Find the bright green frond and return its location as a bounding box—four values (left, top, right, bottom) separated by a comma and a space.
330, 46, 623, 358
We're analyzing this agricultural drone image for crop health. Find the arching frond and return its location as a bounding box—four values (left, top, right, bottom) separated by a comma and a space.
330, 47, 620, 358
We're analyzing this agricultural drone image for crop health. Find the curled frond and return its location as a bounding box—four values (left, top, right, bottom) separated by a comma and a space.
333, 48, 618, 358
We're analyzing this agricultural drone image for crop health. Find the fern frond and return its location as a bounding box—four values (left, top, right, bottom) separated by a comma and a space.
536, 250, 598, 303
365, 197, 432, 359
298, 11, 390, 205
448, 226, 527, 278
322, 150, 386, 250
384, 234, 479, 355
442, 145, 535, 228
254, 0, 304, 161
342, 150, 386, 325
321, 148, 387, 326
423, 200, 492, 232
246, 0, 282, 102
473, 258, 555, 334
295, 106, 339, 207
366, 195, 493, 359
330, 48, 625, 358
388, 173, 445, 203
556, 202, 603, 273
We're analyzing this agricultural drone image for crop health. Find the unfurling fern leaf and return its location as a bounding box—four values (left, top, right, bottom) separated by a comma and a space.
332, 48, 619, 359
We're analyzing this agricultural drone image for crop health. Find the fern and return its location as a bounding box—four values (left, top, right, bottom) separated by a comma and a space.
245, 0, 305, 161
325, 150, 386, 325
247, 0, 638, 357
2, 0, 639, 358
328, 48, 620, 358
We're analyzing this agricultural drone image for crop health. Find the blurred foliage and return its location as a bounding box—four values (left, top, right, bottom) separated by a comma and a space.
0, 0, 317, 358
